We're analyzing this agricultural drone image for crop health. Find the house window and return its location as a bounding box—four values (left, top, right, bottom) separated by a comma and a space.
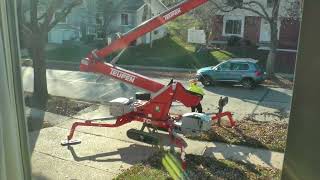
121, 13, 129, 25
267, 0, 274, 8
87, 26, 96, 35
225, 20, 242, 35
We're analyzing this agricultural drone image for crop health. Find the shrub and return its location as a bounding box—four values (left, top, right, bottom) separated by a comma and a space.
227, 36, 241, 46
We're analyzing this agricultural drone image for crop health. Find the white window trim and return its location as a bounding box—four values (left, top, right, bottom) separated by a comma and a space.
259, 18, 281, 42
120, 13, 130, 26
222, 15, 245, 37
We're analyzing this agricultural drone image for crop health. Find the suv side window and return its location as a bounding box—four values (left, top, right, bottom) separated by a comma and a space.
230, 63, 249, 71
238, 63, 250, 70
230, 63, 240, 70
219, 62, 231, 70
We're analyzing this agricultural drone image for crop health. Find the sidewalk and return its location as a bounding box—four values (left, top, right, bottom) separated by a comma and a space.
28, 106, 284, 179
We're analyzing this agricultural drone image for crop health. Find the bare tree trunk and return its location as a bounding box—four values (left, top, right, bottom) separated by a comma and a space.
29, 35, 48, 109
266, 20, 278, 78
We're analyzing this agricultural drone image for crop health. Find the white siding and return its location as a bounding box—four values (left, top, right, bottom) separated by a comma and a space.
215, 0, 299, 18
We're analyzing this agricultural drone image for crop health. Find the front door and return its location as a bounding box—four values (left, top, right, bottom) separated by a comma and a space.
259, 19, 281, 42
259, 19, 271, 42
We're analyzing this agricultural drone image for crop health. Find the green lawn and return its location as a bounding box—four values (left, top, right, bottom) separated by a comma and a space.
45, 14, 267, 68
117, 36, 229, 69
116, 15, 230, 69
46, 43, 94, 62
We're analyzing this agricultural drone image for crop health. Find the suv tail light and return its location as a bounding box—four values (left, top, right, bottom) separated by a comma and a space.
255, 70, 262, 77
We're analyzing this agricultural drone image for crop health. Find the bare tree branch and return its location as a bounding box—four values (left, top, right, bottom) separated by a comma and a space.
40, 0, 63, 31
37, 12, 47, 21
30, 0, 38, 30
244, 1, 271, 21
209, 0, 273, 22
209, 0, 236, 13
272, 0, 281, 20
47, 0, 82, 32
240, 6, 267, 19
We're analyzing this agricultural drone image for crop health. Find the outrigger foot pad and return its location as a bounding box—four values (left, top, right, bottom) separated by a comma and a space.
61, 139, 81, 146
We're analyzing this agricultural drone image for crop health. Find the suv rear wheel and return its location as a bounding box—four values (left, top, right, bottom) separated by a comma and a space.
200, 76, 212, 86
241, 78, 255, 89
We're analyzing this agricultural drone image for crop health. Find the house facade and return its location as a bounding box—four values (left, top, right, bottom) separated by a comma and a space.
210, 0, 301, 73
48, 0, 96, 44
48, 0, 167, 45
100, 0, 168, 45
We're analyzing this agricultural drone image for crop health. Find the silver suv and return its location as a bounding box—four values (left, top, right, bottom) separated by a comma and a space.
196, 58, 266, 89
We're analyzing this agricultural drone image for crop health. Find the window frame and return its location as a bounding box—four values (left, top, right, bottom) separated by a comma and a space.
223, 16, 245, 37
120, 13, 130, 26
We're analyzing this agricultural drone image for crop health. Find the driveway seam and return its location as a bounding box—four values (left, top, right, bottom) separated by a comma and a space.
250, 88, 271, 115
33, 150, 117, 175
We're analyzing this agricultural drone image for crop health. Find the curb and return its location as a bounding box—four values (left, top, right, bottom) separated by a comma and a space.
22, 58, 197, 73
119, 65, 196, 72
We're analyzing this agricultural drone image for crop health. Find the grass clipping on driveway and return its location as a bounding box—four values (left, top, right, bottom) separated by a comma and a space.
115, 151, 280, 180
187, 120, 288, 152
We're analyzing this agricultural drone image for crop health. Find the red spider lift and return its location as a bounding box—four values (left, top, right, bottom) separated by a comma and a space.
61, 0, 236, 171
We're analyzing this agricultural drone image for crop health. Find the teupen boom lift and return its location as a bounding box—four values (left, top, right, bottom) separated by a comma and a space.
61, 0, 236, 173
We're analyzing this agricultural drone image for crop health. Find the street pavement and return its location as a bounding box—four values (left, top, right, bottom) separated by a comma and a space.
22, 67, 292, 122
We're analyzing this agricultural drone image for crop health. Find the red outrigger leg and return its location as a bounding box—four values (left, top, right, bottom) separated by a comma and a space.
212, 111, 237, 127
66, 116, 133, 141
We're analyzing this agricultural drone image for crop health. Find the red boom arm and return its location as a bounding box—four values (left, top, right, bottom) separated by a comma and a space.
80, 0, 208, 93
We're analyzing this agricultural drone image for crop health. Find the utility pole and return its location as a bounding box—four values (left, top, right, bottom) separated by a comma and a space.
149, 0, 153, 48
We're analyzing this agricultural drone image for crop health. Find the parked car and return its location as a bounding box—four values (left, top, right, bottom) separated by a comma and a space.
196, 58, 266, 89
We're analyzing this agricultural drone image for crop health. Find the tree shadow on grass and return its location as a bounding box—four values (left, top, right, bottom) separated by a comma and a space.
186, 154, 249, 180
225, 126, 269, 150
141, 150, 258, 180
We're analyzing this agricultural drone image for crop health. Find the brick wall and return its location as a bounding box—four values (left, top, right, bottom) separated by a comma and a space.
279, 18, 300, 49
275, 51, 297, 73
244, 16, 261, 44
211, 15, 224, 41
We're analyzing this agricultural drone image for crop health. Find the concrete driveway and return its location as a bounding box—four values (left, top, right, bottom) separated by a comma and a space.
23, 67, 292, 121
